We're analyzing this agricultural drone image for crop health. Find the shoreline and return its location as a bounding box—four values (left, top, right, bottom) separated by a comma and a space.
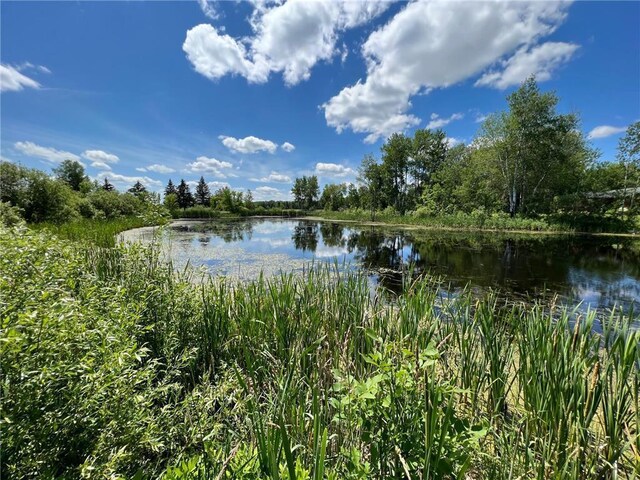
169, 215, 640, 238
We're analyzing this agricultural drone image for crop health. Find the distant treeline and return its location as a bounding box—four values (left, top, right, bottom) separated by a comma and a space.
305, 78, 640, 224
0, 160, 168, 225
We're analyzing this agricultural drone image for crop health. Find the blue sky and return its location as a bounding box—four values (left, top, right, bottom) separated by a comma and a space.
1, 0, 638, 199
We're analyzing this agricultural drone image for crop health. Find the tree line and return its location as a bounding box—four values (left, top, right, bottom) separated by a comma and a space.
308, 78, 640, 221
0, 160, 165, 223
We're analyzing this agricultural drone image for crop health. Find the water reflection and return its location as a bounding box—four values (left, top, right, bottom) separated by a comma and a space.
121, 218, 640, 315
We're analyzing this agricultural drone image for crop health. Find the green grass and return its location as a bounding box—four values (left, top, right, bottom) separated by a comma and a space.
311, 209, 636, 234
29, 216, 157, 247
1, 223, 638, 479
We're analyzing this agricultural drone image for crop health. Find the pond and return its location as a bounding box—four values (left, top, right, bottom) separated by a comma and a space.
120, 218, 640, 316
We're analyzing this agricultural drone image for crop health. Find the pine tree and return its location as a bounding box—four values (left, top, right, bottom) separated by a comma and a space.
176, 179, 194, 210
128, 181, 147, 196
194, 176, 211, 206
102, 177, 115, 192
165, 179, 177, 197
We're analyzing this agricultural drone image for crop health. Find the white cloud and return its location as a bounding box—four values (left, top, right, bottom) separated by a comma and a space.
136, 163, 175, 174
208, 181, 231, 191
476, 42, 579, 89
183, 0, 390, 86
250, 171, 292, 183
323, 1, 573, 143
446, 137, 461, 147
219, 135, 278, 154
426, 113, 464, 130
587, 125, 628, 140
281, 141, 295, 152
14, 141, 80, 163
82, 149, 120, 164
315, 162, 355, 178
1, 64, 41, 92
91, 161, 112, 171
186, 156, 234, 178
254, 185, 290, 200
96, 171, 163, 190
197, 0, 218, 20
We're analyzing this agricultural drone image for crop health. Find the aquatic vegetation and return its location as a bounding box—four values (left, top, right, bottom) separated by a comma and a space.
1, 224, 638, 479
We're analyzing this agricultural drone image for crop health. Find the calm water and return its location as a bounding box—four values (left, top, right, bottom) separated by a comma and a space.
121, 218, 640, 315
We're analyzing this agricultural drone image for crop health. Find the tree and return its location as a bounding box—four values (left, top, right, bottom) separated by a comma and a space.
54, 159, 87, 191
292, 177, 305, 208
381, 133, 412, 213
245, 190, 254, 209
102, 177, 115, 192
616, 121, 640, 217
411, 129, 448, 200
291, 176, 319, 210
194, 176, 211, 206
163, 192, 179, 212
305, 175, 319, 209
128, 181, 147, 196
176, 179, 194, 210
165, 179, 177, 197
477, 77, 591, 216
320, 183, 347, 211
359, 154, 384, 220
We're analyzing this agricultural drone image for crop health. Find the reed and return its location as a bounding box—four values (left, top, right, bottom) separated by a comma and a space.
1, 223, 638, 479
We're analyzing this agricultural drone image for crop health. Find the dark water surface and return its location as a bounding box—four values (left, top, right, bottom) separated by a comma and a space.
121, 218, 640, 315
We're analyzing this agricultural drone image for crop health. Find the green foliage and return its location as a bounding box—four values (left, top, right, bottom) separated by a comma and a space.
0, 161, 169, 225
194, 176, 211, 206
292, 175, 319, 209
53, 159, 88, 191
1, 225, 638, 479
319, 183, 347, 211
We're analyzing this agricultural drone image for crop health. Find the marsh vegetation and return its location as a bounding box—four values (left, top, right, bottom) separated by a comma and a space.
2, 221, 638, 479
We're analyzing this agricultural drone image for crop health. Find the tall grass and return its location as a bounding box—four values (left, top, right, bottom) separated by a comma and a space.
312, 208, 636, 233
30, 216, 152, 247
1, 223, 638, 479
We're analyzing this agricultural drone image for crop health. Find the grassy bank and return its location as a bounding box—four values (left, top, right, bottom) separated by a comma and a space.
29, 216, 167, 247
309, 209, 636, 234
1, 223, 638, 479
174, 206, 305, 219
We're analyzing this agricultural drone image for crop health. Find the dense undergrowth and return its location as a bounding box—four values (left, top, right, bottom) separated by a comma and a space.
312, 209, 636, 234
1, 223, 639, 479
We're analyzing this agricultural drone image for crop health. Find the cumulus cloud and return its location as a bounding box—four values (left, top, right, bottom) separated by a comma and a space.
136, 163, 175, 174
250, 171, 292, 183
96, 171, 163, 190
426, 113, 464, 130
587, 125, 628, 140
219, 135, 278, 154
14, 141, 80, 163
315, 162, 355, 178
183, 0, 390, 86
1, 64, 41, 92
82, 149, 120, 164
281, 141, 296, 152
254, 185, 290, 200
186, 156, 233, 178
323, 0, 574, 143
476, 42, 579, 89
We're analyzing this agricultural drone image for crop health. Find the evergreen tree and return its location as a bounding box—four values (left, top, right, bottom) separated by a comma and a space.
194, 176, 211, 205
165, 179, 177, 197
102, 177, 115, 192
128, 181, 147, 196
176, 179, 194, 210
53, 159, 87, 191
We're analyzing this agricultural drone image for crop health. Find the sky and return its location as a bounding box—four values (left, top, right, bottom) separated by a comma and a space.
1, 0, 639, 200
